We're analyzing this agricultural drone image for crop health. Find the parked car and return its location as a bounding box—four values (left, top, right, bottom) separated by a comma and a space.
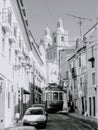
32, 104, 48, 120
32, 104, 45, 110
22, 107, 47, 128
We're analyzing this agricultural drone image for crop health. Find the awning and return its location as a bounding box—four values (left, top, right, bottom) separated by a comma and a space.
23, 89, 30, 95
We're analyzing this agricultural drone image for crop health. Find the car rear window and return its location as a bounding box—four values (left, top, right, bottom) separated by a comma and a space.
25, 109, 44, 115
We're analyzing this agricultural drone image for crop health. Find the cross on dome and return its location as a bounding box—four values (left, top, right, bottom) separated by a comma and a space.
45, 26, 50, 36
57, 17, 63, 29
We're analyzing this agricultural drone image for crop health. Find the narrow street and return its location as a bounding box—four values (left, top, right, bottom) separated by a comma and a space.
40, 113, 97, 130
0, 0, 98, 129
12, 113, 97, 130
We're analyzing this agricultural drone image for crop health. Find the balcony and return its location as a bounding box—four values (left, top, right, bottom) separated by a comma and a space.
21, 59, 27, 66
9, 32, 16, 44
15, 44, 21, 53
2, 8, 12, 32
25, 66, 30, 73
18, 52, 24, 59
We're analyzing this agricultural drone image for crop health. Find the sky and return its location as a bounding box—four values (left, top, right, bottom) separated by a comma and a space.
23, 0, 97, 44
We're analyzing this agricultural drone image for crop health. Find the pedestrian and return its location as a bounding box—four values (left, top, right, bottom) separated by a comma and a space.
15, 113, 20, 123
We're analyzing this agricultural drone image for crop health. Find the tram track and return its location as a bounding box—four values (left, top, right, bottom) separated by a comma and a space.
64, 113, 97, 130
72, 118, 96, 130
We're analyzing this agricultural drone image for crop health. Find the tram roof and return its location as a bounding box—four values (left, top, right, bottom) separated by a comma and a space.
45, 83, 63, 91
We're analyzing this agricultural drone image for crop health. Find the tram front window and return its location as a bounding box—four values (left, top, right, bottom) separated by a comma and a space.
53, 92, 58, 100
59, 92, 63, 100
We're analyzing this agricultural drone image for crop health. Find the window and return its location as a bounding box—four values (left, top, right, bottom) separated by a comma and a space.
2, 37, 5, 53
91, 60, 95, 68
18, 90, 21, 102
59, 92, 62, 100
48, 43, 50, 47
53, 92, 58, 100
8, 91, 10, 108
66, 71, 69, 79
74, 79, 76, 89
92, 72, 95, 85
14, 24, 17, 38
93, 97, 95, 116
89, 97, 92, 116
8, 83, 10, 108
25, 109, 44, 115
48, 92, 52, 100
69, 64, 71, 71
2, 28, 6, 54
80, 77, 82, 87
15, 52, 18, 65
9, 40, 12, 62
54, 37, 56, 43
19, 35, 21, 48
79, 57, 81, 67
61, 36, 64, 42
50, 53, 52, 59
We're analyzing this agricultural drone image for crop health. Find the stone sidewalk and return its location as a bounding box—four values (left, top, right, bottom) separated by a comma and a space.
67, 112, 98, 124
4, 120, 23, 130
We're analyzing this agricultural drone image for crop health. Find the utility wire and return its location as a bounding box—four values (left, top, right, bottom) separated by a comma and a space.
47, 42, 98, 61
42, 0, 56, 25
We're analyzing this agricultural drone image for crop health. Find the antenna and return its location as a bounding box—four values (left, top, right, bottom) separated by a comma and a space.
66, 13, 92, 38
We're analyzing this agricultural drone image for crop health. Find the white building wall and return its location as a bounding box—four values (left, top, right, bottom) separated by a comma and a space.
0, 0, 31, 128
85, 23, 98, 119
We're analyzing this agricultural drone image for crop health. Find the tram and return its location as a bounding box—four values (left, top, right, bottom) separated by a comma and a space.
42, 83, 63, 113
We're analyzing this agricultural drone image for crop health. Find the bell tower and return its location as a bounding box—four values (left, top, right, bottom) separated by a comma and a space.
56, 17, 69, 47
44, 26, 52, 49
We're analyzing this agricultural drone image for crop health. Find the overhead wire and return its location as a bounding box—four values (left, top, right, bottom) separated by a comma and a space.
42, 0, 56, 25
47, 41, 98, 61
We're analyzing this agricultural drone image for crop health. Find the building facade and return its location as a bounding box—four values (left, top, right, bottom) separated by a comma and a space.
84, 23, 98, 119
43, 18, 69, 84
67, 38, 87, 114
67, 23, 98, 119
0, 0, 47, 128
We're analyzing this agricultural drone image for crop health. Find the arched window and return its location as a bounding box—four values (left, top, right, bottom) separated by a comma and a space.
61, 36, 64, 42
48, 43, 50, 47
54, 37, 56, 43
